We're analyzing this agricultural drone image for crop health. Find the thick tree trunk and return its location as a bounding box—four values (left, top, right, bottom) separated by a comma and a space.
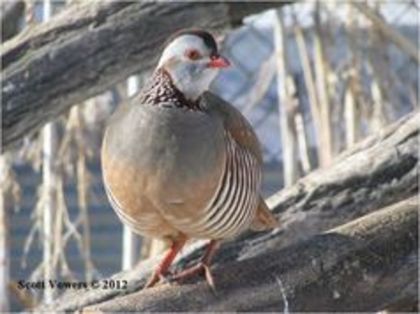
1, 1, 284, 150
36, 112, 419, 312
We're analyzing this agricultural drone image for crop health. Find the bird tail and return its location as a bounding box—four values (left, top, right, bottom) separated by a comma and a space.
250, 197, 280, 231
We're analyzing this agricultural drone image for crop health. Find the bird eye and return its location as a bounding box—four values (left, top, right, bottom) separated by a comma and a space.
186, 49, 201, 60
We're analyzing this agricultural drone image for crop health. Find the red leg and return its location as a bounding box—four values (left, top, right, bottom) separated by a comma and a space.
144, 235, 187, 288
171, 240, 220, 290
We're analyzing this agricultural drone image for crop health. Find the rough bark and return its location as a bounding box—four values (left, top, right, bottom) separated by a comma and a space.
0, 0, 24, 41
1, 1, 284, 150
38, 197, 418, 313
36, 112, 419, 312
261, 111, 418, 255
84, 197, 418, 312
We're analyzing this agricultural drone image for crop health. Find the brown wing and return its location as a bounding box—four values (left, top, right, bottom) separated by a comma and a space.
202, 92, 280, 231
202, 92, 262, 163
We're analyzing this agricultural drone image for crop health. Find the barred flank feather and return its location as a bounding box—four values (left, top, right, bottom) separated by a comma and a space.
177, 134, 261, 239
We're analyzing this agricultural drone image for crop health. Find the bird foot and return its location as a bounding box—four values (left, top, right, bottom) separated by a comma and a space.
143, 235, 188, 290
144, 271, 172, 289
170, 262, 216, 291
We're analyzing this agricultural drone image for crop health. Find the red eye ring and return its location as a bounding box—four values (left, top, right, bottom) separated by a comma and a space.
186, 49, 201, 60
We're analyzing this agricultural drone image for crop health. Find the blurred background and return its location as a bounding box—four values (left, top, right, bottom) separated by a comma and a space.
0, 0, 418, 311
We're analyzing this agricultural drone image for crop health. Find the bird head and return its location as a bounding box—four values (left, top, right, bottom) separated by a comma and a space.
157, 29, 230, 101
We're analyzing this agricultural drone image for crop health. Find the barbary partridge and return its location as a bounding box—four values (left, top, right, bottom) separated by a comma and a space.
101, 29, 279, 289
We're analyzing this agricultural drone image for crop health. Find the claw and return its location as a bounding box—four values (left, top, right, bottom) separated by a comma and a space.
144, 272, 160, 289
143, 239, 220, 290
203, 264, 216, 292
169, 240, 219, 291
144, 271, 171, 289
170, 262, 216, 292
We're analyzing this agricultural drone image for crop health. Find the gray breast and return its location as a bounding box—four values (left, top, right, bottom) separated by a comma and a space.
105, 104, 226, 188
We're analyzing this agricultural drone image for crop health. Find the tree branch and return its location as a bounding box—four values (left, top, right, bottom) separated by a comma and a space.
0, 0, 24, 41
36, 111, 419, 312
86, 197, 418, 312
1, 1, 284, 149
264, 111, 418, 252
44, 197, 418, 312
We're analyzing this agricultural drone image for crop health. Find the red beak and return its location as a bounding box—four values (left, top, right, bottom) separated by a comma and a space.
208, 55, 230, 68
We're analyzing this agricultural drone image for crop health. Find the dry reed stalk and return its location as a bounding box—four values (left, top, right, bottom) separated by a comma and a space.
56, 130, 94, 277
243, 54, 276, 115
369, 77, 387, 133
344, 81, 356, 147
365, 6, 391, 133
55, 100, 100, 281
55, 176, 75, 280
352, 2, 419, 64
77, 146, 94, 281
0, 156, 10, 312
41, 111, 57, 304
21, 182, 54, 305
409, 85, 418, 110
318, 2, 345, 156
20, 0, 90, 303
24, 0, 35, 25
41, 0, 56, 303
274, 8, 299, 186
344, 4, 360, 147
22, 173, 74, 294
292, 13, 321, 166
313, 2, 333, 167
293, 95, 312, 174
366, 4, 402, 126
71, 103, 96, 280
19, 0, 100, 302
52, 178, 64, 276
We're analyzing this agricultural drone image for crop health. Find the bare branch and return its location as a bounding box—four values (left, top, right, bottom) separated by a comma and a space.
0, 0, 24, 41
81, 198, 420, 311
